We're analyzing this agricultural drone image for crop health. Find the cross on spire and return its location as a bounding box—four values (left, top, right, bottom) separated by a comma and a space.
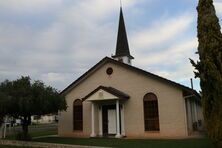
120, 0, 122, 7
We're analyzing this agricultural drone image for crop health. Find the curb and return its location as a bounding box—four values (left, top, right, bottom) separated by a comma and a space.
0, 140, 109, 148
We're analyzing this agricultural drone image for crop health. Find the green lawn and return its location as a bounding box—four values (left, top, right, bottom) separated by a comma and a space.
34, 137, 214, 148
3, 129, 215, 148
30, 130, 57, 138
5, 130, 57, 140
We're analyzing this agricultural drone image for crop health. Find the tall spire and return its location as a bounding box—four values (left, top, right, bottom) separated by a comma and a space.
112, 7, 134, 65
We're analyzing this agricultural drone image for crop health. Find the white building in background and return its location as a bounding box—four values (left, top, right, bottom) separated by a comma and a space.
31, 114, 58, 124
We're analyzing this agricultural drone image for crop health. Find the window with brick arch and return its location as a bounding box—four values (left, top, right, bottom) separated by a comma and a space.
73, 99, 83, 131
143, 93, 160, 131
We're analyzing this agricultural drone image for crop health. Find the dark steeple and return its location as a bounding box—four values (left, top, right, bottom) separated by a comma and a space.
112, 7, 134, 60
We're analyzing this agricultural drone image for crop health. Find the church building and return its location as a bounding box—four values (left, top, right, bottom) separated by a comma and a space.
58, 7, 203, 138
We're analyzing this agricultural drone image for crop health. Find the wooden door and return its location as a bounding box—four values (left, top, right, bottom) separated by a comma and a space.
108, 109, 116, 134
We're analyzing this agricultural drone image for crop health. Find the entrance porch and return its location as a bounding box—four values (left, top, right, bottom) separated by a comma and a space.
82, 86, 129, 138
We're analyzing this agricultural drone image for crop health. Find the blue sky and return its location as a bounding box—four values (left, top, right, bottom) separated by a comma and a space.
0, 0, 222, 91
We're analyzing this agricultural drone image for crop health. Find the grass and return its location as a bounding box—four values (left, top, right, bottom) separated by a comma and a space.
1, 130, 56, 148
5, 130, 57, 140
30, 130, 57, 138
3, 129, 214, 148
34, 137, 214, 148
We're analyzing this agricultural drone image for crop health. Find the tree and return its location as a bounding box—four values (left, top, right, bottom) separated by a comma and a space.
0, 76, 67, 140
0, 91, 10, 126
190, 0, 222, 146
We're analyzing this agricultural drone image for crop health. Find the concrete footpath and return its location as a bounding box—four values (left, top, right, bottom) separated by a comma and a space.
0, 140, 109, 148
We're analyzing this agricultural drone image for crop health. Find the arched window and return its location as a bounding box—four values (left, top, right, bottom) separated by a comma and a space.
73, 99, 83, 131
143, 93, 159, 131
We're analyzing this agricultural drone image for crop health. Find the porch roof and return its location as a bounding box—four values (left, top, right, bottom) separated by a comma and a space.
82, 86, 130, 101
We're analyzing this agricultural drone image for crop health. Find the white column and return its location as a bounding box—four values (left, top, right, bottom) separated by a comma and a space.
99, 106, 103, 136
115, 100, 121, 138
90, 102, 96, 137
121, 104, 125, 136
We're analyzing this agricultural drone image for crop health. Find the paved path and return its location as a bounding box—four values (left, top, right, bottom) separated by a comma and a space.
32, 134, 58, 139
0, 140, 109, 148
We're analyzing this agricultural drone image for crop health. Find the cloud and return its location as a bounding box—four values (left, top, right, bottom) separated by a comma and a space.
0, 0, 63, 13
130, 11, 198, 89
40, 72, 66, 84
131, 13, 194, 50
0, 0, 200, 91
0, 0, 144, 90
135, 38, 198, 73
133, 38, 199, 89
215, 1, 222, 16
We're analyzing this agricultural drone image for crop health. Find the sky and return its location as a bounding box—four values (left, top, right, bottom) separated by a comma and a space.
0, 0, 222, 92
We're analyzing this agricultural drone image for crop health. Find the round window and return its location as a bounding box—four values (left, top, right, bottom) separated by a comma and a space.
106, 67, 113, 75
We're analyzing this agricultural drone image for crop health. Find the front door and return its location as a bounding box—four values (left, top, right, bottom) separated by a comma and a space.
102, 105, 116, 135
102, 107, 108, 135
108, 109, 116, 134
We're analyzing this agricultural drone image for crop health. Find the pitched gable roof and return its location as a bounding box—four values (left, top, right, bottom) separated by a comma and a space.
60, 57, 200, 99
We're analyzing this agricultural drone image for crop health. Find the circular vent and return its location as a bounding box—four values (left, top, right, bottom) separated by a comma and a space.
106, 67, 113, 75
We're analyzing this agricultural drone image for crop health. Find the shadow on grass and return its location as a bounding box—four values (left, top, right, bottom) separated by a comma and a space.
33, 137, 214, 148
